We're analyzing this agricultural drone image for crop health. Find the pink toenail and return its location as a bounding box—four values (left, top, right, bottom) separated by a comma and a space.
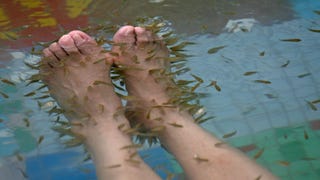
73, 34, 87, 45
59, 35, 74, 49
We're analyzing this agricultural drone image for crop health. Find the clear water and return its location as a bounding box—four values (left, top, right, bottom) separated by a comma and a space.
1, 0, 320, 179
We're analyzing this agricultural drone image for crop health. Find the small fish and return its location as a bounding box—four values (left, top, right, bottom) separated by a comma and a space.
150, 125, 166, 133
167, 122, 183, 128
191, 82, 201, 92
33, 95, 50, 100
297, 72, 311, 78
313, 10, 320, 15
23, 118, 30, 127
120, 144, 143, 150
107, 164, 122, 169
37, 135, 44, 145
129, 152, 138, 159
304, 130, 309, 140
93, 58, 106, 64
79, 61, 86, 67
277, 160, 290, 166
222, 130, 237, 138
125, 159, 141, 164
117, 123, 126, 130
145, 53, 156, 61
0, 118, 3, 123
264, 94, 277, 99
122, 127, 139, 135
1, 79, 15, 86
280, 38, 302, 42
17, 167, 28, 178
98, 104, 105, 113
311, 99, 320, 104
191, 74, 204, 83
214, 142, 226, 147
253, 148, 265, 159
170, 41, 195, 51
176, 80, 195, 86
281, 60, 290, 68
253, 80, 271, 84
64, 137, 83, 148
201, 24, 208, 31
24, 92, 36, 97
193, 154, 209, 162
83, 154, 91, 162
152, 117, 163, 122
164, 56, 185, 62
161, 31, 173, 38
109, 52, 119, 57
164, 37, 178, 46
93, 80, 111, 86
301, 157, 317, 161
306, 100, 317, 111
15, 152, 24, 161
308, 29, 320, 33
259, 51, 265, 56
3, 31, 18, 40
255, 175, 263, 180
47, 106, 64, 115
24, 61, 39, 70
207, 45, 226, 54
207, 80, 221, 91
0, 91, 9, 98
243, 71, 258, 76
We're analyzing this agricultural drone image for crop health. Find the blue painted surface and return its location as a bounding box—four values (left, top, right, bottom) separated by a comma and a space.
26, 147, 175, 180
289, 0, 320, 19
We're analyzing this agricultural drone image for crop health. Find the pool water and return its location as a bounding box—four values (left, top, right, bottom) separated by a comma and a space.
1, 0, 320, 179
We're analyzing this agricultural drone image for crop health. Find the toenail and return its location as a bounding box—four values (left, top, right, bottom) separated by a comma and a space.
73, 34, 87, 45
59, 35, 74, 49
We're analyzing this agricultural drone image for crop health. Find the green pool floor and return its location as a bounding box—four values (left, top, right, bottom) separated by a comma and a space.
167, 120, 320, 180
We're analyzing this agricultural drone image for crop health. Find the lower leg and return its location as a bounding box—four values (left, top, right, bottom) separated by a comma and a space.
83, 115, 159, 180
157, 109, 276, 180
112, 26, 277, 180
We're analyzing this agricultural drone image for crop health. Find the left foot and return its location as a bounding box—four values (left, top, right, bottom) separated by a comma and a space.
40, 30, 124, 133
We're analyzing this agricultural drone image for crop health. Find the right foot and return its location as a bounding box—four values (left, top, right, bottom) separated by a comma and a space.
112, 26, 176, 129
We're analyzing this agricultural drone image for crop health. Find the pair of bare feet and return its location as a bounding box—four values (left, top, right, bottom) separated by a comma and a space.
40, 26, 277, 180
41, 25, 171, 130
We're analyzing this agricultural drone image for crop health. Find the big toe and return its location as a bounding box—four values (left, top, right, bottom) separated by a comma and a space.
113, 25, 136, 45
134, 27, 155, 44
65, 30, 99, 55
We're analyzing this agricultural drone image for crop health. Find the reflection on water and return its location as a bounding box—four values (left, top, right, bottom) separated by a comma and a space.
0, 0, 295, 48
88, 0, 295, 34
0, 0, 91, 48
0, 0, 320, 179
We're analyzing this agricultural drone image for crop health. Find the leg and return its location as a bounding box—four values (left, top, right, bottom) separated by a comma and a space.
40, 30, 160, 180
112, 26, 278, 180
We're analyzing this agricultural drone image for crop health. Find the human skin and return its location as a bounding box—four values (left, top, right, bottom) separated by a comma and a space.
40, 27, 277, 180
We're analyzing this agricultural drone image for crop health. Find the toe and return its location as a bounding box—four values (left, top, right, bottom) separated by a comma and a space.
135, 27, 154, 42
48, 42, 67, 60
43, 48, 54, 58
58, 34, 79, 54
68, 30, 98, 55
113, 25, 136, 44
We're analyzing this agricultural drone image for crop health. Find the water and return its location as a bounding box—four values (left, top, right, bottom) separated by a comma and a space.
1, 0, 320, 179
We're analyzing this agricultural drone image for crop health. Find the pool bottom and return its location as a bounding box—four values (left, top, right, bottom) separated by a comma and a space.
1, 119, 316, 180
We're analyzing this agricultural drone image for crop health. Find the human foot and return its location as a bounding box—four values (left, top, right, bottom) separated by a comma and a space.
112, 26, 178, 129
40, 30, 124, 134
